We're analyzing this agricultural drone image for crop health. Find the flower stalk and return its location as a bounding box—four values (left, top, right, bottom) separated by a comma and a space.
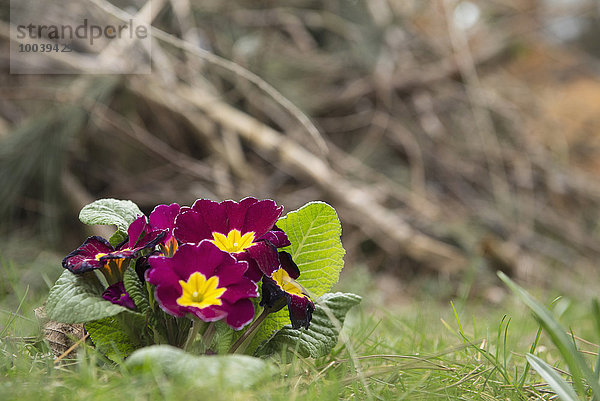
203, 322, 216, 344
229, 308, 271, 354
184, 317, 205, 351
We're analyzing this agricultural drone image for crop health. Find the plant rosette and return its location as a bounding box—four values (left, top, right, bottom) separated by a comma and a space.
45, 197, 360, 369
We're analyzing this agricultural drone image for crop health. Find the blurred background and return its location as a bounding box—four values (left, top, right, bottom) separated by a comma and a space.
1, 0, 600, 312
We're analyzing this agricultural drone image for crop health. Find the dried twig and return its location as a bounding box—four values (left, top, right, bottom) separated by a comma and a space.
129, 78, 466, 272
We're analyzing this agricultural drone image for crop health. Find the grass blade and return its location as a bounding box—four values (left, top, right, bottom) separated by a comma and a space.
526, 353, 581, 401
592, 299, 600, 381
498, 272, 600, 397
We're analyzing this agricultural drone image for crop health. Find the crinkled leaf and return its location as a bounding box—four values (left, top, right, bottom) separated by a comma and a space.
109, 230, 127, 248
125, 345, 277, 389
249, 202, 345, 353
79, 198, 142, 233
86, 313, 144, 361
46, 270, 128, 323
278, 201, 345, 297
123, 265, 149, 315
256, 292, 361, 358
212, 321, 235, 354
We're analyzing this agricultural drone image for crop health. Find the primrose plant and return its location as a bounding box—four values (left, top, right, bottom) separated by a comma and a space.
45, 197, 360, 367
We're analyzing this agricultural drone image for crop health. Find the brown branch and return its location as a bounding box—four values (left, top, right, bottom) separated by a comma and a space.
129, 78, 466, 273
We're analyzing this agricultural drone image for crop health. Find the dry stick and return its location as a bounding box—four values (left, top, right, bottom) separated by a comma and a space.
385, 117, 430, 214
326, 140, 440, 220
54, 332, 90, 364
442, 0, 512, 208
169, 0, 196, 44
86, 0, 328, 157
313, 29, 510, 111
95, 0, 162, 71
10, 0, 464, 271
88, 102, 215, 180
432, 127, 600, 257
129, 79, 466, 272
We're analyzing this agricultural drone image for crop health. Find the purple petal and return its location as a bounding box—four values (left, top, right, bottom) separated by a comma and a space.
101, 249, 138, 261
259, 276, 287, 312
175, 198, 284, 244
220, 279, 258, 304
224, 298, 255, 330
62, 236, 114, 273
173, 208, 214, 244
149, 203, 180, 233
102, 282, 136, 310
147, 254, 188, 317
240, 198, 283, 238
155, 283, 187, 317
245, 240, 280, 276
133, 229, 167, 251
187, 305, 228, 322
234, 254, 263, 282
213, 258, 248, 287
146, 254, 184, 285
135, 252, 157, 282
260, 227, 290, 248
279, 251, 300, 280
127, 215, 149, 248
192, 199, 229, 233
287, 293, 315, 330
170, 242, 232, 279
222, 197, 258, 232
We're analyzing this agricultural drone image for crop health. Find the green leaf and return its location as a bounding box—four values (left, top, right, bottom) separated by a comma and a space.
79, 198, 142, 233
123, 265, 150, 316
46, 270, 128, 323
213, 321, 235, 354
248, 202, 345, 353
125, 345, 277, 389
278, 201, 345, 297
256, 292, 361, 358
526, 354, 581, 401
108, 230, 127, 248
499, 272, 600, 397
86, 313, 144, 361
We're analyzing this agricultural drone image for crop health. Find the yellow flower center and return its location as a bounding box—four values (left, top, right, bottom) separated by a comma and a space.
272, 268, 305, 297
176, 272, 226, 309
210, 229, 255, 253
95, 252, 108, 260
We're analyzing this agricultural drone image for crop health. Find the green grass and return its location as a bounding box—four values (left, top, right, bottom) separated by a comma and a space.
1, 248, 598, 400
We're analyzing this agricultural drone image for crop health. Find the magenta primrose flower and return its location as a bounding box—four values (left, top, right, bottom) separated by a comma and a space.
260, 252, 315, 329
173, 197, 290, 281
126, 203, 182, 282
102, 281, 136, 310
147, 203, 181, 257
146, 241, 259, 330
62, 215, 165, 283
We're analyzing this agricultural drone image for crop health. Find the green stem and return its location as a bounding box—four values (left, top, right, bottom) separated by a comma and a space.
202, 322, 217, 351
184, 317, 204, 351
228, 308, 270, 354
166, 316, 175, 345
